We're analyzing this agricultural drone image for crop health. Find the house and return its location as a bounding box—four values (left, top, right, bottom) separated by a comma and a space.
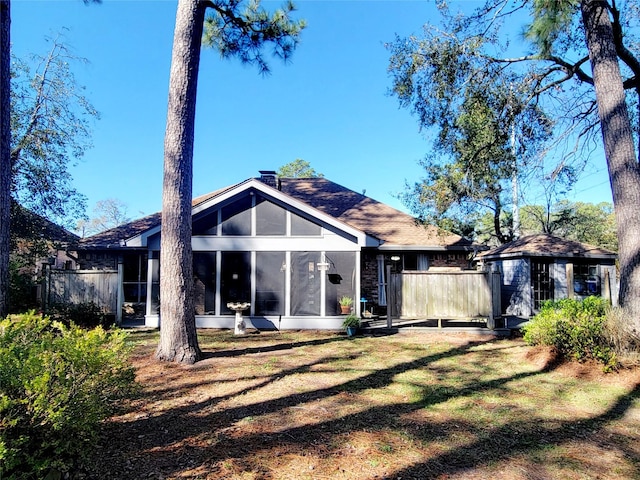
72, 171, 485, 329
9, 203, 79, 312
479, 234, 618, 318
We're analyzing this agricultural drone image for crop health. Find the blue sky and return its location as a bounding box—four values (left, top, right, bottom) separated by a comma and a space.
11, 0, 613, 222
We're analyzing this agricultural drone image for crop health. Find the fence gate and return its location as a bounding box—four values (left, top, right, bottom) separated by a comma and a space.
388, 270, 501, 325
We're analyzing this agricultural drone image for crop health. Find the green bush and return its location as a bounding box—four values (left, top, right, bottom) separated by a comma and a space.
48, 302, 110, 329
522, 296, 617, 370
0, 312, 136, 479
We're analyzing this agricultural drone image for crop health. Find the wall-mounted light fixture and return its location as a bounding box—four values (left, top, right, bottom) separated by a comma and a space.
317, 262, 330, 271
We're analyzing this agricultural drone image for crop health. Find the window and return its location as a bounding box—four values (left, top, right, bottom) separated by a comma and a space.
256, 252, 286, 315
255, 196, 286, 236
324, 252, 356, 315
193, 252, 216, 314
291, 252, 321, 316
531, 260, 552, 310
221, 252, 251, 314
149, 251, 160, 314
291, 212, 321, 236
377, 255, 387, 306
123, 253, 148, 303
574, 263, 600, 296
193, 211, 218, 235
221, 195, 252, 235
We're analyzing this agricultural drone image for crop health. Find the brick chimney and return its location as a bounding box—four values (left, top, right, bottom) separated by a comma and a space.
258, 170, 279, 189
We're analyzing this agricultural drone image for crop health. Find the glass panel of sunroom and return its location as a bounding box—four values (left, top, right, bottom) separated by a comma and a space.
324, 251, 356, 316
221, 252, 251, 314
291, 252, 321, 316
255, 252, 286, 315
255, 196, 286, 235
291, 212, 321, 236
221, 195, 252, 235
193, 252, 216, 314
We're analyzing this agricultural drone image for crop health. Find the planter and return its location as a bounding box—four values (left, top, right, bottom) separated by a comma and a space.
340, 305, 351, 315
346, 326, 358, 337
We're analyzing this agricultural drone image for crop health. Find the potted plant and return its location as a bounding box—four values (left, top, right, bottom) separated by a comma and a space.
342, 314, 360, 337
339, 296, 353, 314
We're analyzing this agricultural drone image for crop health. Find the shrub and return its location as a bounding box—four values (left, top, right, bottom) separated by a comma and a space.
0, 312, 136, 479
522, 296, 617, 370
48, 302, 110, 329
603, 307, 640, 366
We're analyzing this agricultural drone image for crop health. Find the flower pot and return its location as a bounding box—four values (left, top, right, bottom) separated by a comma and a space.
340, 305, 351, 314
346, 326, 358, 337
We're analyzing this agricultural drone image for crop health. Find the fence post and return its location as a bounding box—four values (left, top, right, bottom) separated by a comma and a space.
116, 256, 124, 325
41, 263, 50, 313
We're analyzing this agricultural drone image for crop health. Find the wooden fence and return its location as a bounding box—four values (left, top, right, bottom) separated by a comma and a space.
47, 269, 119, 315
388, 270, 501, 324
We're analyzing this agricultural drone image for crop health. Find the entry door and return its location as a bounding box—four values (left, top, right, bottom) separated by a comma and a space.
531, 260, 552, 310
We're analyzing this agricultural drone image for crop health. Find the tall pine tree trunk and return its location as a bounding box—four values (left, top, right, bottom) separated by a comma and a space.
0, 0, 11, 318
155, 0, 204, 363
581, 0, 640, 330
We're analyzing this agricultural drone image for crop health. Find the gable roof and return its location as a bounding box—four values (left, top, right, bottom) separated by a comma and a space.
480, 234, 617, 261
78, 176, 479, 250
12, 202, 79, 244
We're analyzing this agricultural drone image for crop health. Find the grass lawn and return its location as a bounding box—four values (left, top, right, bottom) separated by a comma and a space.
85, 329, 640, 479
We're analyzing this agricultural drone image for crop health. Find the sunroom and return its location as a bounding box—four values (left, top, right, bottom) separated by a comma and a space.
126, 179, 380, 330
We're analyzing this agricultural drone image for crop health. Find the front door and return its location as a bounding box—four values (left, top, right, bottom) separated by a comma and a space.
531, 260, 552, 311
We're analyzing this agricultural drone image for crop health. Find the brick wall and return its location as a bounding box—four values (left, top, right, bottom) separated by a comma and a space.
361, 251, 380, 305
76, 251, 118, 270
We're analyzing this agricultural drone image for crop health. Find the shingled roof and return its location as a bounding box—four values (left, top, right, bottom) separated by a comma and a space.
480, 234, 617, 260
278, 178, 474, 248
78, 177, 478, 250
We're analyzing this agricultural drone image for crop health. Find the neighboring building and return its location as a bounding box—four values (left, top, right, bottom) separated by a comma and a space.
72, 171, 485, 329
9, 203, 80, 312
479, 234, 618, 317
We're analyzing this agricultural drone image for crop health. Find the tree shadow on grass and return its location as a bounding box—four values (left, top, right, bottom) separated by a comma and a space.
391, 381, 640, 479
83, 336, 639, 479
200, 332, 352, 359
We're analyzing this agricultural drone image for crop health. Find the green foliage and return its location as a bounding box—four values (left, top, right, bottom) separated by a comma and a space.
339, 296, 353, 307
8, 255, 38, 314
11, 36, 98, 227
203, 0, 306, 74
342, 314, 360, 329
523, 297, 617, 370
389, 23, 553, 244
519, 201, 618, 251
0, 312, 136, 479
277, 159, 323, 178
526, 0, 580, 55
47, 302, 111, 329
